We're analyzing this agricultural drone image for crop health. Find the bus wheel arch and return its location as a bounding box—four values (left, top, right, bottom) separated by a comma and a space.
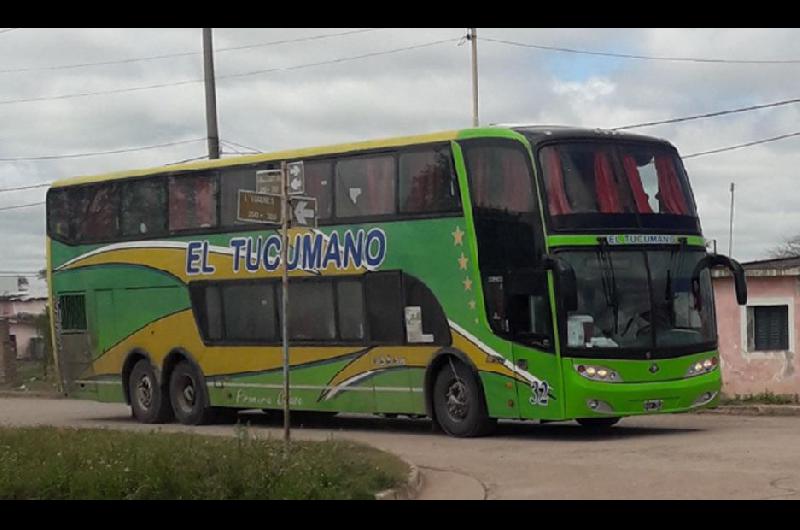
424, 349, 494, 436
124, 350, 173, 424
121, 349, 157, 406
162, 348, 210, 409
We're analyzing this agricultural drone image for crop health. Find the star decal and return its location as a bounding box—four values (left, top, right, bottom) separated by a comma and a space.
468, 299, 476, 310
462, 277, 473, 291
452, 226, 464, 246
458, 252, 469, 270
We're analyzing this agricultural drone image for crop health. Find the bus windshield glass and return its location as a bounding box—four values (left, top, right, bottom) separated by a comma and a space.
539, 142, 699, 232
558, 248, 716, 357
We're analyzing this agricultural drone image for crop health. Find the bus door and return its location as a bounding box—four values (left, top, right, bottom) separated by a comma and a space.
505, 270, 565, 420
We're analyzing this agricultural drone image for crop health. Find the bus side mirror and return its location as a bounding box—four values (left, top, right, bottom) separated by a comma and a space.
694, 254, 747, 306
542, 255, 578, 313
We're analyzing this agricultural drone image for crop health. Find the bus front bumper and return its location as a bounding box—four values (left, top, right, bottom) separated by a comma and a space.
564, 370, 721, 418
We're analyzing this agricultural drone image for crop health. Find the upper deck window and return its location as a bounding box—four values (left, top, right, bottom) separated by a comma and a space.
538, 141, 698, 232
169, 173, 218, 231
398, 148, 460, 214
335, 155, 396, 218
121, 178, 167, 237
464, 144, 535, 213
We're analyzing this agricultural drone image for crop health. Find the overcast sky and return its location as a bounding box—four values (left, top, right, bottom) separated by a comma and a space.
1, 27, 799, 294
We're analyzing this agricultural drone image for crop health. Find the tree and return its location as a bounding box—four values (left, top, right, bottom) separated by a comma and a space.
768, 235, 800, 259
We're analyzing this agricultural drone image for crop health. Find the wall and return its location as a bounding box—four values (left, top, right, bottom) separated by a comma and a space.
714, 275, 800, 397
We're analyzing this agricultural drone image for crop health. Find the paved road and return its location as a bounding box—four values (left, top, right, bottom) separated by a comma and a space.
1, 397, 799, 500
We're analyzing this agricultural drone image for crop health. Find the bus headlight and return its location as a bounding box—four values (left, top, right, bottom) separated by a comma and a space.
685, 356, 718, 378
575, 364, 622, 382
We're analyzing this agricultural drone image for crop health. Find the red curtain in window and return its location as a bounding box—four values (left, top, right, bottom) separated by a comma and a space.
365, 157, 394, 214
502, 152, 532, 212
543, 147, 571, 216
195, 178, 216, 227
593, 152, 622, 213
622, 154, 654, 214
655, 155, 688, 215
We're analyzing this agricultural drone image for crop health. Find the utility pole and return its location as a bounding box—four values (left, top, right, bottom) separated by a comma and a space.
728, 182, 735, 257
469, 28, 479, 127
202, 28, 220, 160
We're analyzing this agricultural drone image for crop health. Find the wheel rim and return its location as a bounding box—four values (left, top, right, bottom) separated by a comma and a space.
136, 374, 153, 410
445, 379, 469, 421
175, 374, 197, 415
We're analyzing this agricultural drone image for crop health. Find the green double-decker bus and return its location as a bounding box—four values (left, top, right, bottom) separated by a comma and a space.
46, 126, 746, 437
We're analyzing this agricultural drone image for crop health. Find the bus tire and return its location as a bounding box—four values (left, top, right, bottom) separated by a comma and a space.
169, 361, 214, 425
433, 360, 496, 438
129, 359, 173, 424
576, 417, 620, 429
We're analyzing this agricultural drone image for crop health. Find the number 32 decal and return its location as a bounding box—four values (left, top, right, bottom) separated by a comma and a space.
530, 381, 550, 406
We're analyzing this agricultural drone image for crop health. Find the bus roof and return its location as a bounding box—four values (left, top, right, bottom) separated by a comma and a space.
49, 125, 674, 189
50, 129, 461, 189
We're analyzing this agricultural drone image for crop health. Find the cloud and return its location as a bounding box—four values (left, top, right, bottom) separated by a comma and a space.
0, 27, 798, 272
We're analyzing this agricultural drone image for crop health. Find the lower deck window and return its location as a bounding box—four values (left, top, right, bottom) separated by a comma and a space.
190, 272, 449, 347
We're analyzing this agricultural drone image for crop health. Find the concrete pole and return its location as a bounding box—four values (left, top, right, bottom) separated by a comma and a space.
470, 28, 479, 127
203, 28, 220, 160
728, 182, 735, 257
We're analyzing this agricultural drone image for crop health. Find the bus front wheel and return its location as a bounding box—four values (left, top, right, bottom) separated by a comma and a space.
129, 359, 173, 424
432, 360, 496, 438
169, 361, 215, 425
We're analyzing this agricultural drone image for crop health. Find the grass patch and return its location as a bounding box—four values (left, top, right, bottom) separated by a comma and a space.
0, 359, 59, 393
0, 426, 408, 499
719, 391, 799, 405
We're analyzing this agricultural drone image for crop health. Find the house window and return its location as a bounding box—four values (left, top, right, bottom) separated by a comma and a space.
747, 305, 790, 352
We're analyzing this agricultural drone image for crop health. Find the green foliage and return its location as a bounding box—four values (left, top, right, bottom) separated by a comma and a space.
719, 391, 798, 405
0, 426, 407, 499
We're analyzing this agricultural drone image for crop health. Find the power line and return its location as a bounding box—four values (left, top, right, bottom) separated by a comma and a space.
0, 182, 51, 193
0, 37, 462, 107
683, 131, 800, 159
0, 201, 45, 212
482, 36, 800, 65
0, 138, 205, 162
221, 138, 261, 153
0, 28, 381, 74
614, 96, 800, 130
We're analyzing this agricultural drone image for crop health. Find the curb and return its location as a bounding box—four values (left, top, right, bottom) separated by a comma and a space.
0, 390, 64, 399
695, 405, 800, 417
375, 461, 423, 500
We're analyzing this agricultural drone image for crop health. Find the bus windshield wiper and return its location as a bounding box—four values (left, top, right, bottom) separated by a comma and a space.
596, 240, 619, 334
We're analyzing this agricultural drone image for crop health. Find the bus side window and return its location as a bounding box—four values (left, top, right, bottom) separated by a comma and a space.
121, 178, 167, 237
303, 160, 333, 221
75, 183, 120, 242
364, 272, 404, 343
399, 148, 460, 214
47, 188, 74, 241
219, 164, 278, 226
169, 172, 218, 231
335, 155, 396, 219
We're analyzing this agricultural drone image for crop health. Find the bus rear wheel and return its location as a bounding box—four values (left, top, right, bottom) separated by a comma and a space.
576, 417, 620, 429
433, 359, 496, 437
129, 359, 173, 424
169, 361, 215, 425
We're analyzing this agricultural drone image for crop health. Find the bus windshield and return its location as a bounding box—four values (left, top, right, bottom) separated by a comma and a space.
539, 142, 699, 232
558, 248, 716, 357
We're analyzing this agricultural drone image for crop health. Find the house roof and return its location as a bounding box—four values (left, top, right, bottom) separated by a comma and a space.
712, 256, 800, 278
